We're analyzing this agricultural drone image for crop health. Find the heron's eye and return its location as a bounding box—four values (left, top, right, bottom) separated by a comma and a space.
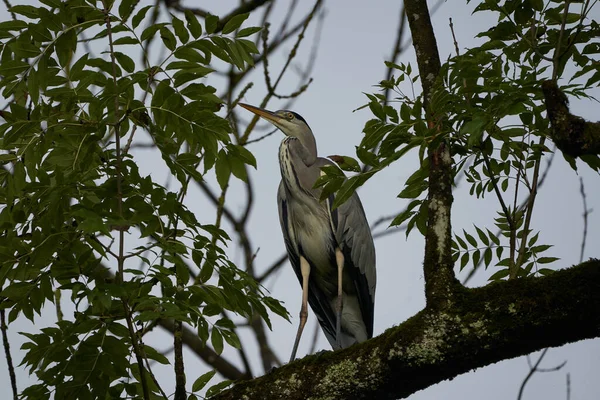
286, 112, 294, 120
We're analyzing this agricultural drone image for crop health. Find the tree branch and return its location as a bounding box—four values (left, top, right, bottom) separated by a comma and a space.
541, 80, 600, 158
0, 309, 17, 400
405, 0, 459, 308
213, 260, 600, 400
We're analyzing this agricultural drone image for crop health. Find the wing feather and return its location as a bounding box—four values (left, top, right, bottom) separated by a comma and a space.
333, 191, 376, 338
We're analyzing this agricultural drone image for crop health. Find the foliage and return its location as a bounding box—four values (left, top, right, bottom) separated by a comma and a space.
0, 0, 287, 398
321, 0, 599, 280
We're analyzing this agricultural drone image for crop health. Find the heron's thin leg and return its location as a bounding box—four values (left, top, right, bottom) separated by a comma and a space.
290, 256, 310, 363
335, 248, 344, 349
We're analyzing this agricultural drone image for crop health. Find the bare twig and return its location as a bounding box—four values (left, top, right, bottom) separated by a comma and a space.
245, 128, 278, 145
579, 177, 590, 263
0, 309, 18, 400
257, 254, 288, 283
1, 0, 16, 21
517, 348, 567, 400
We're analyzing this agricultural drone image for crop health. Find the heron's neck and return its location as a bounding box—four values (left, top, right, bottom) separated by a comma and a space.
279, 137, 321, 196
293, 132, 317, 166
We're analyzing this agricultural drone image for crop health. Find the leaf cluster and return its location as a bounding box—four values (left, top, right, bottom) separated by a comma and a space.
0, 1, 285, 397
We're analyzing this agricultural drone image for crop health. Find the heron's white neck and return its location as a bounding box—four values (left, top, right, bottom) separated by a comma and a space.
279, 137, 319, 197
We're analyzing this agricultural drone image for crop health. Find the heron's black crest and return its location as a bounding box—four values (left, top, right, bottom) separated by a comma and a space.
283, 110, 311, 130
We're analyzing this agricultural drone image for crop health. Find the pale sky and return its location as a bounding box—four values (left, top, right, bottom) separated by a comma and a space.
1, 1, 599, 399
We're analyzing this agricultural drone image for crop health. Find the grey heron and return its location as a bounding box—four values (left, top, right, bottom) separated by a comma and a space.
239, 103, 376, 362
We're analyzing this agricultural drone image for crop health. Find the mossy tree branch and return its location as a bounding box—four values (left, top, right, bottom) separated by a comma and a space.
542, 80, 600, 158
213, 259, 600, 400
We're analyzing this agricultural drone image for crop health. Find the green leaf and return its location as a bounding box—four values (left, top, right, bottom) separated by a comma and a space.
0, 153, 18, 164
464, 230, 478, 247
160, 26, 177, 51
192, 370, 216, 392
531, 0, 544, 11
472, 249, 481, 267
211, 327, 223, 355
113, 36, 139, 45
0, 20, 28, 32
229, 144, 256, 168
475, 226, 489, 246
206, 379, 232, 398
332, 176, 362, 209
329, 155, 360, 172
460, 252, 469, 270
118, 0, 136, 21
487, 229, 500, 246
236, 26, 262, 38
10, 5, 39, 19
205, 14, 219, 34
538, 268, 555, 276
56, 29, 77, 68
221, 329, 241, 349
537, 257, 559, 264
484, 247, 493, 267
141, 23, 165, 42
171, 14, 189, 44
215, 149, 231, 190
132, 5, 152, 29
222, 13, 249, 34
455, 234, 468, 249
185, 10, 203, 39
143, 345, 170, 365
115, 52, 135, 73
489, 268, 509, 281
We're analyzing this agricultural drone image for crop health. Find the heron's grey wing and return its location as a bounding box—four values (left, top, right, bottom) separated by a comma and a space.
330, 191, 376, 338
277, 182, 337, 339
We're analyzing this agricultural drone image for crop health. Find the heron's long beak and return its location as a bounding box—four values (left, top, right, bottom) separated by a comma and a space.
239, 103, 282, 124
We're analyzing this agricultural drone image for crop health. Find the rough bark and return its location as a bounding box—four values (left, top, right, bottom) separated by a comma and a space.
542, 80, 600, 158
212, 259, 600, 400
405, 0, 459, 308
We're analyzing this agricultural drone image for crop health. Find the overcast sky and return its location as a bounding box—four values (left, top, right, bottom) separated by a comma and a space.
1, 1, 599, 399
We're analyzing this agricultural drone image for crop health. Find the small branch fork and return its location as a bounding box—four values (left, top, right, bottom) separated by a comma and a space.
517, 348, 567, 400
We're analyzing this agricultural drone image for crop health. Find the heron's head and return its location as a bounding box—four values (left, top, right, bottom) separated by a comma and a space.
239, 103, 312, 138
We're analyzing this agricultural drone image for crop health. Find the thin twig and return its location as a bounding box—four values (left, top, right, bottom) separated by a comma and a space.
514, 0, 572, 278
0, 309, 18, 400
1, 0, 16, 21
579, 177, 590, 263
462, 149, 555, 285
245, 128, 278, 145
257, 254, 288, 283
517, 348, 567, 400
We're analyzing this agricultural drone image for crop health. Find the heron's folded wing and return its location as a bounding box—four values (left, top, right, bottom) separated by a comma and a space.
331, 192, 376, 338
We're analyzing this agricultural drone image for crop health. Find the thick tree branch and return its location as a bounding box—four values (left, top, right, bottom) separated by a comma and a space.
213, 260, 600, 400
541, 80, 600, 158
405, 0, 459, 308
